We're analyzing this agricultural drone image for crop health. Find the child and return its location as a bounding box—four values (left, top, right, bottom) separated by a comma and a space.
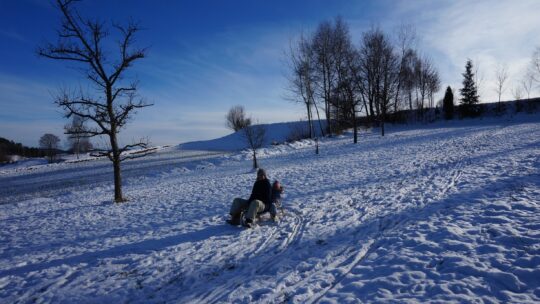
270, 180, 284, 221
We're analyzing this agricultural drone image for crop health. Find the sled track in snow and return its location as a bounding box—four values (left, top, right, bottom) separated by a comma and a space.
188, 209, 306, 304
262, 139, 471, 303
304, 138, 472, 303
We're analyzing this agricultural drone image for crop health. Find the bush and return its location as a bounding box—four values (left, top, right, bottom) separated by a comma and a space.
0, 148, 9, 163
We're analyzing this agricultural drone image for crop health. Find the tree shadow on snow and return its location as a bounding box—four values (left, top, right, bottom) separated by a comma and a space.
0, 224, 237, 277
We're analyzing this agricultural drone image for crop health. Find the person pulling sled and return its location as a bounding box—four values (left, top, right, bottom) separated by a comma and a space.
227, 168, 283, 228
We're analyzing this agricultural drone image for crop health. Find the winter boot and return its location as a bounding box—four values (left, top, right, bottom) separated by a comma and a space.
243, 218, 253, 228
226, 214, 241, 226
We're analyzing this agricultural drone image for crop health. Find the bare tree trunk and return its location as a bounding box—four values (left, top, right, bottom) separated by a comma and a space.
393, 79, 401, 120
325, 93, 333, 136
322, 72, 331, 136
75, 137, 80, 159
381, 110, 386, 137
313, 101, 325, 137
306, 104, 314, 138
109, 118, 125, 202
369, 98, 375, 120
113, 154, 123, 202
352, 110, 358, 143
409, 91, 413, 111
242, 123, 265, 170
252, 150, 258, 169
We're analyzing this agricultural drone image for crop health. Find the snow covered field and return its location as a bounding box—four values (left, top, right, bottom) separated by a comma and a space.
1, 115, 540, 303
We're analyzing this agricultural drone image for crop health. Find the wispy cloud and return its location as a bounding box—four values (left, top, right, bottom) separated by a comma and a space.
0, 73, 60, 119
393, 0, 540, 101
0, 29, 29, 44
0, 120, 66, 148
131, 25, 307, 144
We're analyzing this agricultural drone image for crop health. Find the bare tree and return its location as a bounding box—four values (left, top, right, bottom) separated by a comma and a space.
242, 121, 266, 169
331, 28, 365, 143
357, 28, 379, 122
328, 18, 357, 134
494, 64, 508, 112
39, 133, 61, 163
38, 0, 152, 202
287, 33, 323, 154
312, 20, 336, 135
64, 115, 92, 159
80, 139, 93, 153
395, 24, 417, 59
413, 55, 439, 118
512, 86, 523, 100
288, 34, 316, 138
531, 47, 540, 84
522, 71, 534, 99
394, 23, 417, 114
226, 105, 251, 132
358, 27, 400, 136
427, 66, 441, 109
400, 49, 418, 112
473, 58, 485, 102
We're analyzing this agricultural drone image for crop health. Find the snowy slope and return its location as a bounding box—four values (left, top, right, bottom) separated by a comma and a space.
179, 120, 326, 151
1, 114, 539, 303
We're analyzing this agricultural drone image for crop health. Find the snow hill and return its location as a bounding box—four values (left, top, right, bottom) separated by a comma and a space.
1, 113, 539, 303
179, 120, 325, 151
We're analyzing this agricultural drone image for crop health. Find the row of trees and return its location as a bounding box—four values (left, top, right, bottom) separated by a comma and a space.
0, 117, 94, 165
288, 19, 441, 143
0, 138, 48, 163
38, 119, 95, 164
437, 59, 482, 121
446, 50, 540, 120
492, 49, 540, 112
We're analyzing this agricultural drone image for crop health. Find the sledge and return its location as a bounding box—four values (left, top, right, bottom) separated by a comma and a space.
227, 180, 285, 228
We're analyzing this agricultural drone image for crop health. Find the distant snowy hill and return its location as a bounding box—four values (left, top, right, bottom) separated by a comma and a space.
179, 120, 325, 151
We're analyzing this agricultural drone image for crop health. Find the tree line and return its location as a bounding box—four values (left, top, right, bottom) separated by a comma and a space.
0, 114, 95, 164
0, 138, 49, 162
287, 18, 441, 143
287, 17, 540, 146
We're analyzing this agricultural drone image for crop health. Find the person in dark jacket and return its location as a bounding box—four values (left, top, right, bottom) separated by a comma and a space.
227, 168, 271, 227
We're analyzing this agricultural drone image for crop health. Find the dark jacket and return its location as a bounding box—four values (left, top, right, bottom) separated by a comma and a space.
249, 178, 272, 209
271, 187, 283, 204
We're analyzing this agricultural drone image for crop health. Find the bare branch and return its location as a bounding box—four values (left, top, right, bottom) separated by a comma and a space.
40, 0, 152, 202
494, 63, 509, 103
226, 105, 251, 131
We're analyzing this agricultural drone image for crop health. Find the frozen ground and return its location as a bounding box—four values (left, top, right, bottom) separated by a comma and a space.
1, 114, 539, 303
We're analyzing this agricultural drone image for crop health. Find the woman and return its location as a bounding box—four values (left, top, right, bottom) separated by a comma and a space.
227, 168, 271, 228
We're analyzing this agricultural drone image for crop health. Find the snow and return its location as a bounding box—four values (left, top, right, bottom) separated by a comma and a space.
1, 113, 539, 303
179, 120, 325, 151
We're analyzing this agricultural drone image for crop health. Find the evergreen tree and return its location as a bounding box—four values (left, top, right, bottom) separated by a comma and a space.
443, 86, 454, 120
459, 59, 480, 117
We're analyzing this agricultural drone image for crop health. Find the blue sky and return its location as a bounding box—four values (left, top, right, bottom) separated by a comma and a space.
1, 0, 539, 147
